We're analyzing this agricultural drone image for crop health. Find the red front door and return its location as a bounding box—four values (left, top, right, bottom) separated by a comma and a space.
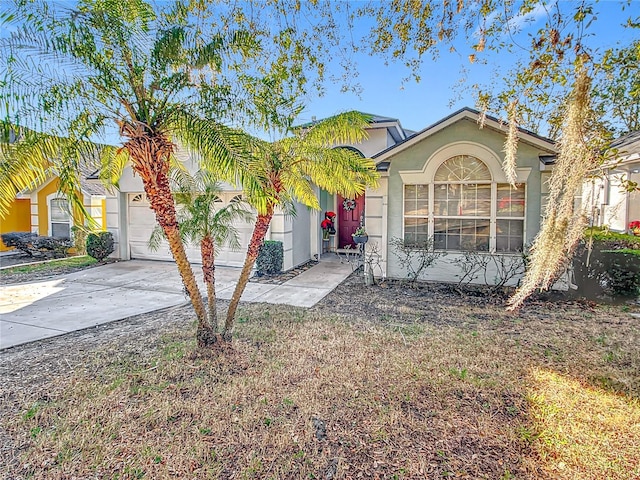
337, 194, 365, 248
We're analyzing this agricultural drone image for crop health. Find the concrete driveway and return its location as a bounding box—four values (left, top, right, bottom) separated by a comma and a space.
0, 258, 353, 349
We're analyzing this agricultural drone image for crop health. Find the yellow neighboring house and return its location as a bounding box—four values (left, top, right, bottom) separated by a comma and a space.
0, 169, 107, 251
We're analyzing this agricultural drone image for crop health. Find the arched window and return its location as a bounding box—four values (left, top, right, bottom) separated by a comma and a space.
403, 155, 525, 252
434, 155, 492, 251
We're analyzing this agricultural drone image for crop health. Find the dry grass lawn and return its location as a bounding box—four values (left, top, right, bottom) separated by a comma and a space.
1, 275, 639, 479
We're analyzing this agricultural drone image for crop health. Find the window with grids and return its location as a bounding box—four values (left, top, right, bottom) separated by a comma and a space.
403, 184, 429, 246
402, 155, 526, 253
496, 183, 525, 252
433, 155, 492, 251
50, 198, 71, 239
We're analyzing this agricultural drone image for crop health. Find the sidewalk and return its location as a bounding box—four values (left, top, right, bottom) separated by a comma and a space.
0, 258, 353, 349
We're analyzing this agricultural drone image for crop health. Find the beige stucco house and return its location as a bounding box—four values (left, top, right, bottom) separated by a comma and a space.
105, 108, 559, 285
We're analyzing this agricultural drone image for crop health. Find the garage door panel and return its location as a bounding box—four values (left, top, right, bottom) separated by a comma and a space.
127, 192, 255, 267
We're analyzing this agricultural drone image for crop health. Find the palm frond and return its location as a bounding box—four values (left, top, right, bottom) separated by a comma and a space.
170, 111, 258, 185
0, 126, 96, 221
147, 224, 167, 251
99, 145, 129, 188
293, 144, 379, 198
300, 111, 371, 147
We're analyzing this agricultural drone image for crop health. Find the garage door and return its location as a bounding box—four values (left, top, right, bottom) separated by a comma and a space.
127, 193, 254, 267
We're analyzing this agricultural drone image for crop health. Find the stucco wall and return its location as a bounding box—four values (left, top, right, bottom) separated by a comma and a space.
337, 128, 392, 158
269, 203, 312, 271
382, 118, 552, 283
630, 171, 640, 224
269, 209, 294, 270
601, 173, 640, 232
291, 202, 311, 268
36, 178, 60, 235
0, 198, 31, 251
363, 177, 388, 277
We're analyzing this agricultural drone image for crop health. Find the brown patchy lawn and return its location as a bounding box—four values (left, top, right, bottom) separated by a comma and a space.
1, 274, 638, 479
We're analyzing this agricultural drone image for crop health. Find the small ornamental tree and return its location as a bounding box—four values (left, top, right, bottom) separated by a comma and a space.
150, 170, 253, 330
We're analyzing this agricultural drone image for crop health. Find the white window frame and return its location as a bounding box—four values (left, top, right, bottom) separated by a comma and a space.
47, 194, 72, 239
402, 184, 430, 246
401, 154, 527, 253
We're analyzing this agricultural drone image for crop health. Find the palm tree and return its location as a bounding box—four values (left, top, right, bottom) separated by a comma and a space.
222, 110, 380, 338
1, 0, 257, 347
150, 169, 253, 330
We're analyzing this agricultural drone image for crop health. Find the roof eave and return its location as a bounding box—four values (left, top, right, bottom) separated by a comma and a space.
373, 107, 557, 164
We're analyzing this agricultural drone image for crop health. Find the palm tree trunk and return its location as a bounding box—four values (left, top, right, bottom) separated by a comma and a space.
122, 126, 215, 348
162, 222, 214, 346
223, 208, 274, 339
201, 235, 217, 330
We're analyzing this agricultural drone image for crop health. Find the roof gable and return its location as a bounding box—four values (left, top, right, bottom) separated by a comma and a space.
372, 107, 557, 164
611, 131, 640, 159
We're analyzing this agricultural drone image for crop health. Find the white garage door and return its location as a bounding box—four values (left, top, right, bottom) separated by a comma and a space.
127, 193, 254, 267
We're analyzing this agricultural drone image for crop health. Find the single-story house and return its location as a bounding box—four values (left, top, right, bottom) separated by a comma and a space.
1, 167, 107, 251
363, 108, 557, 283
104, 113, 411, 270
582, 131, 640, 233
105, 107, 560, 286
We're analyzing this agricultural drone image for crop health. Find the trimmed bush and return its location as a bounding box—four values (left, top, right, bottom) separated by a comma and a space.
1, 231, 37, 249
1, 231, 71, 259
86, 231, 115, 261
255, 240, 283, 276
583, 227, 640, 249
600, 250, 640, 297
573, 229, 640, 299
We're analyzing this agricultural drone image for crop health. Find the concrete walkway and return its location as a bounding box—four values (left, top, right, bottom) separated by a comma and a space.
0, 257, 353, 349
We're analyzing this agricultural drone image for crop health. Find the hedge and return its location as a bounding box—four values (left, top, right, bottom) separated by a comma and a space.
86, 231, 115, 261
255, 240, 283, 276
573, 229, 640, 299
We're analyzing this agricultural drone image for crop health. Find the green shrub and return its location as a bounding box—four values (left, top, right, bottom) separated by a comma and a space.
573, 231, 640, 299
600, 250, 640, 297
86, 231, 115, 261
1, 231, 71, 258
256, 240, 283, 276
583, 227, 640, 249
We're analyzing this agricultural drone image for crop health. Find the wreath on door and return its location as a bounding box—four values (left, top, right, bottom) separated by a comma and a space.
342, 198, 356, 211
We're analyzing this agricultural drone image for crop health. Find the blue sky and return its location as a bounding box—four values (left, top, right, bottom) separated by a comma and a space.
1, 1, 637, 142
298, 1, 639, 135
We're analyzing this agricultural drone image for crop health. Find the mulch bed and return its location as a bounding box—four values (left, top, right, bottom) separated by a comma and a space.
250, 260, 318, 284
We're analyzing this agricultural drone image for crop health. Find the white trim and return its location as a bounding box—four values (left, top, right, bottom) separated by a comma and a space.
400, 156, 526, 253
46, 192, 72, 238
399, 142, 510, 183
27, 175, 57, 196
375, 109, 557, 163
